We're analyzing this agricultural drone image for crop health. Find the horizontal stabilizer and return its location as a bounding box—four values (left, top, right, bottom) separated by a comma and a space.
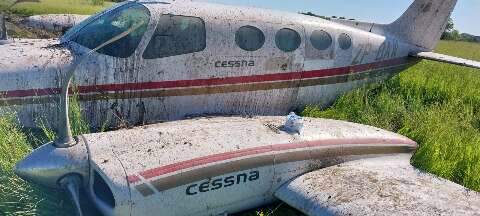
274, 154, 480, 216
413, 52, 480, 69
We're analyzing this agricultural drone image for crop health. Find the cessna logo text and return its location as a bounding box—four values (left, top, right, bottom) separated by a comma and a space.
186, 171, 260, 195
215, 60, 255, 68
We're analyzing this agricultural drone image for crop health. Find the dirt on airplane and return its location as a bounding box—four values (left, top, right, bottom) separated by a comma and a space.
1, 0, 477, 129
4, 0, 480, 215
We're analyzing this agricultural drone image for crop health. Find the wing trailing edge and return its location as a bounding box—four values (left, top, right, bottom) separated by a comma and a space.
274, 154, 480, 216
413, 52, 480, 69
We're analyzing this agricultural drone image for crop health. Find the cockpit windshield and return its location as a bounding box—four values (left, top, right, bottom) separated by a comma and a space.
69, 3, 150, 58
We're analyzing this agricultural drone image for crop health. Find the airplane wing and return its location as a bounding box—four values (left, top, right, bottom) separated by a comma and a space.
274, 154, 480, 216
412, 52, 480, 69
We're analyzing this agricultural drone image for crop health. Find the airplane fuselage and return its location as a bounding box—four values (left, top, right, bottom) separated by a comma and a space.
0, 1, 421, 128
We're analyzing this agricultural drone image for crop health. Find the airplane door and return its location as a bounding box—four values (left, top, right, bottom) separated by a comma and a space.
133, 12, 217, 121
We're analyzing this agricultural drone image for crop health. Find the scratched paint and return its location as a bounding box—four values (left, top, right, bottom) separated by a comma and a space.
82, 116, 416, 216
0, 0, 427, 129
7, 1, 468, 216
275, 154, 480, 215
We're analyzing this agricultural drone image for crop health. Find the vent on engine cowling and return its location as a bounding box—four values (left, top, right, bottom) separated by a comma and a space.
93, 171, 116, 208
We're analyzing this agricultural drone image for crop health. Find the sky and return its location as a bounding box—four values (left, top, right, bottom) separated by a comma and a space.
203, 0, 480, 36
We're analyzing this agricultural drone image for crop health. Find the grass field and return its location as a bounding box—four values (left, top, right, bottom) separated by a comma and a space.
0, 0, 112, 16
0, 40, 479, 215
0, 97, 88, 215
303, 40, 480, 192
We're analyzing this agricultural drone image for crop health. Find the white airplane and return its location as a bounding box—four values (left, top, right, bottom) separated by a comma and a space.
9, 0, 480, 215
1, 0, 478, 129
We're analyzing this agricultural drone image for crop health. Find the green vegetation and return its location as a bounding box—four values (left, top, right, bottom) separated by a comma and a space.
441, 18, 479, 43
0, 112, 74, 215
242, 40, 480, 215
1, 40, 479, 215
0, 94, 90, 215
303, 40, 480, 192
0, 0, 113, 16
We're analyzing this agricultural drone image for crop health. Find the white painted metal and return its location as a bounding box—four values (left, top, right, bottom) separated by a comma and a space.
415, 52, 480, 69
24, 14, 89, 33
0, 39, 73, 126
0, 0, 421, 128
82, 116, 416, 216
275, 154, 480, 216
3, 0, 474, 129
384, 0, 458, 50
11, 0, 479, 215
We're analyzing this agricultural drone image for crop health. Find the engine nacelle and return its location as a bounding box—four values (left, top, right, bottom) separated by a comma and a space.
72, 116, 415, 216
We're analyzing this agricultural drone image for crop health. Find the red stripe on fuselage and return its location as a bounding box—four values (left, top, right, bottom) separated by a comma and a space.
130, 137, 416, 183
127, 175, 142, 184
1, 58, 412, 99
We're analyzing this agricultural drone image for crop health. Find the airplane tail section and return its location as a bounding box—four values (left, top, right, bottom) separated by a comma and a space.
386, 0, 458, 50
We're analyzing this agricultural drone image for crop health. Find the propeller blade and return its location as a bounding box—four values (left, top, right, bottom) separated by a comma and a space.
59, 175, 83, 216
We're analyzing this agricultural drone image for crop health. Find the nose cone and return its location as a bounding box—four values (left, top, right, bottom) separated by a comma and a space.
15, 141, 89, 189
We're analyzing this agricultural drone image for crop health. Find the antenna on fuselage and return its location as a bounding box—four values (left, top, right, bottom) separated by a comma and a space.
54, 21, 146, 148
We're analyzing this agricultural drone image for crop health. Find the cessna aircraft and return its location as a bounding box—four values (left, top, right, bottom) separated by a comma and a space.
6, 0, 480, 215
1, 0, 478, 129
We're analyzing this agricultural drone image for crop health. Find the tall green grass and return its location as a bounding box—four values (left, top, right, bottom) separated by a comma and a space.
0, 0, 113, 16
0, 41, 478, 215
0, 94, 90, 215
304, 41, 480, 191
0, 112, 75, 215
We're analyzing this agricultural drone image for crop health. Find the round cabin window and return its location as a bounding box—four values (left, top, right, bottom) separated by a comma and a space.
275, 28, 301, 52
338, 33, 352, 50
310, 30, 332, 50
235, 26, 265, 51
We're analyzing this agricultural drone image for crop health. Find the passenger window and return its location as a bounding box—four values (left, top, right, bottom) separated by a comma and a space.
72, 3, 150, 58
276, 28, 301, 52
235, 26, 265, 51
338, 33, 352, 50
310, 30, 332, 50
143, 15, 206, 59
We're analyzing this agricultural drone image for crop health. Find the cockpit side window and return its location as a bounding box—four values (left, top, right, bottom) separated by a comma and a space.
142, 15, 206, 59
71, 3, 150, 58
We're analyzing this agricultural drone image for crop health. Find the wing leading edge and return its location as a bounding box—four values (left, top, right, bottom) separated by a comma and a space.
274, 154, 480, 216
412, 52, 480, 69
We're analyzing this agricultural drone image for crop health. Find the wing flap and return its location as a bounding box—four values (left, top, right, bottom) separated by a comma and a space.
413, 52, 480, 69
274, 154, 480, 216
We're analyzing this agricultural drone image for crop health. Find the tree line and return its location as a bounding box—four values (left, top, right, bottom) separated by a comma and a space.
441, 18, 479, 42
